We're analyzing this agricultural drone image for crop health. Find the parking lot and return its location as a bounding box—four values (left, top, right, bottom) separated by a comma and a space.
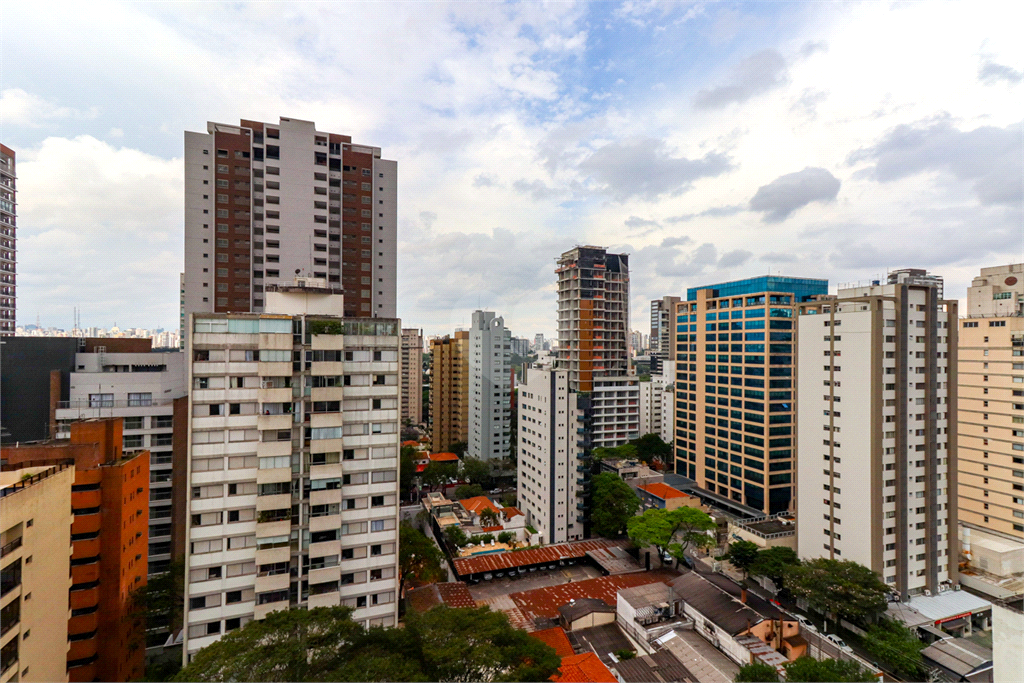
467, 563, 602, 601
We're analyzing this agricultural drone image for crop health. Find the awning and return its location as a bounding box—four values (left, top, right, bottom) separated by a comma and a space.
940, 617, 969, 631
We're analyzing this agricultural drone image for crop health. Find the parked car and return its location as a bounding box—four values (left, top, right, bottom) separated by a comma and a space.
825, 633, 852, 652
548, 564, 557, 570
483, 572, 493, 581
495, 571, 505, 578
794, 615, 818, 633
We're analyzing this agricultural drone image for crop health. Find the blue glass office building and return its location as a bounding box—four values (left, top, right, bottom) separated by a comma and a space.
674, 276, 828, 514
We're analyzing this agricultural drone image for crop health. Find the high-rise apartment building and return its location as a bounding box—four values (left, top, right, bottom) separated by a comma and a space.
183, 281, 400, 661
2, 418, 150, 682
556, 246, 630, 392
401, 329, 423, 426
650, 296, 681, 360
958, 264, 1024, 541
639, 362, 675, 445
1, 461, 74, 683
796, 269, 957, 599
468, 311, 512, 464
53, 343, 188, 577
182, 117, 397, 346
0, 144, 14, 336
517, 364, 584, 544
510, 337, 530, 357
430, 331, 469, 452
674, 276, 827, 514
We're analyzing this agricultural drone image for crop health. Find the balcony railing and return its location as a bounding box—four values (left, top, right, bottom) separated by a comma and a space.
58, 398, 176, 409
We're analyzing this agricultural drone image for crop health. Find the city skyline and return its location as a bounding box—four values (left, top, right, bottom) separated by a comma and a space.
3, 1, 1020, 337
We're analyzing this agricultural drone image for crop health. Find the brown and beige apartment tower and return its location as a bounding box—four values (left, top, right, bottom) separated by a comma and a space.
650, 295, 681, 360
796, 269, 958, 600
401, 329, 424, 426
0, 144, 15, 336
430, 331, 469, 452
182, 118, 397, 346
556, 246, 630, 393
958, 264, 1024, 546
674, 276, 828, 515
1, 462, 74, 683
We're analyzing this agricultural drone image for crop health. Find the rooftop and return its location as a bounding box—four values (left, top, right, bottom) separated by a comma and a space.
566, 624, 636, 665
554, 652, 617, 683
922, 638, 993, 677
586, 545, 644, 575
687, 275, 828, 302
735, 514, 797, 538
510, 570, 679, 621
904, 589, 992, 622
529, 626, 576, 657
558, 598, 616, 623
637, 482, 689, 500
613, 649, 696, 683
429, 452, 460, 462
405, 582, 477, 613
619, 582, 677, 610
452, 538, 629, 576
459, 495, 502, 517
669, 572, 787, 635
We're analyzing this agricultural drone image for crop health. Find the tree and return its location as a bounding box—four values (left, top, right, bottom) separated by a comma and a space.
861, 619, 926, 679
444, 525, 469, 550
590, 472, 641, 538
461, 457, 493, 490
592, 443, 638, 461
422, 462, 458, 491
726, 540, 761, 576
749, 546, 800, 586
783, 656, 874, 682
501, 491, 517, 508
629, 433, 672, 465
448, 441, 468, 458
174, 606, 364, 681
399, 523, 447, 598
627, 507, 717, 559
400, 446, 418, 499
784, 559, 889, 624
497, 531, 516, 545
479, 507, 501, 527
735, 662, 780, 682
175, 605, 561, 682
129, 558, 184, 653
453, 484, 486, 500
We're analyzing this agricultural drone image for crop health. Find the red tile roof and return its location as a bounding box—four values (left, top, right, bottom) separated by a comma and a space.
509, 570, 678, 621
415, 463, 427, 473
529, 626, 575, 657
402, 440, 420, 447
459, 496, 502, 517
554, 653, 617, 683
637, 482, 689, 499
405, 582, 476, 612
482, 525, 504, 533
434, 582, 477, 608
503, 506, 524, 518
429, 452, 460, 462
452, 539, 629, 577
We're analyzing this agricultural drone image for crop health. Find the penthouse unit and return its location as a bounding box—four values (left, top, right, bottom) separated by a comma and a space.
1, 419, 150, 682
958, 263, 1024, 543
674, 276, 828, 514
400, 328, 423, 426
429, 331, 469, 452
54, 343, 188, 576
468, 311, 512, 464
796, 269, 957, 599
0, 144, 14, 337
181, 117, 397, 345
556, 246, 630, 392
1, 462, 74, 683
183, 281, 400, 661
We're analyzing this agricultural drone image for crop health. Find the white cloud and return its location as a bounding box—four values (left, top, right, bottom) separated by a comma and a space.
0, 88, 99, 126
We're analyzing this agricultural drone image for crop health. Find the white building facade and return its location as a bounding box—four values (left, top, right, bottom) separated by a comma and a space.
468, 311, 512, 465
796, 269, 958, 599
183, 283, 400, 661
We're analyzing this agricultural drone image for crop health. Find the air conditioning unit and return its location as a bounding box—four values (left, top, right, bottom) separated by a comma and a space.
924, 589, 932, 597
954, 584, 961, 591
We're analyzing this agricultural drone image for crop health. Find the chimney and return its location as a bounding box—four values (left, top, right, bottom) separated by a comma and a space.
741, 588, 748, 604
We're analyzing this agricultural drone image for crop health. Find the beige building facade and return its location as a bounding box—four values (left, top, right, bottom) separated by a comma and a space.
1, 463, 74, 683
429, 331, 469, 452
401, 329, 423, 426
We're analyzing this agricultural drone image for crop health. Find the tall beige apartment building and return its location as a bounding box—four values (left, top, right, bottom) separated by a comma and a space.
430, 331, 469, 452
1, 462, 74, 683
181, 117, 397, 346
958, 264, 1024, 542
0, 144, 15, 336
401, 329, 423, 426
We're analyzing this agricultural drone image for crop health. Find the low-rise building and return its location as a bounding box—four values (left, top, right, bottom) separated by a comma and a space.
599, 458, 664, 490
727, 513, 797, 550
636, 482, 700, 511
921, 638, 993, 682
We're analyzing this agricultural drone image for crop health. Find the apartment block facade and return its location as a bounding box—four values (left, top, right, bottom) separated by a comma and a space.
468, 311, 512, 464
674, 276, 827, 514
430, 331, 469, 452
2, 418, 150, 682
650, 296, 681, 360
0, 144, 14, 336
1, 462, 74, 683
639, 364, 674, 446
517, 365, 584, 544
54, 346, 188, 577
958, 264, 1024, 541
556, 246, 630, 393
182, 117, 397, 345
400, 329, 423, 426
183, 284, 400, 661
796, 270, 957, 599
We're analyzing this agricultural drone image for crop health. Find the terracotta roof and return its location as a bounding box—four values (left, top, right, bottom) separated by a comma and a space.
459, 496, 502, 516
554, 653, 617, 683
530, 626, 575, 657
405, 582, 476, 613
510, 570, 679, 621
429, 452, 460, 462
452, 539, 629, 577
637, 482, 689, 499
482, 525, 504, 532
503, 506, 524, 518
402, 440, 420, 447
415, 463, 427, 473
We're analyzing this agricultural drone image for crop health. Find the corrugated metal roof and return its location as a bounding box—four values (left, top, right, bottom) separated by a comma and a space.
452, 538, 629, 576
906, 590, 992, 621
922, 638, 992, 676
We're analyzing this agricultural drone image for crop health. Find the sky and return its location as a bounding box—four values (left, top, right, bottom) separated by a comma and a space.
2, 0, 1022, 339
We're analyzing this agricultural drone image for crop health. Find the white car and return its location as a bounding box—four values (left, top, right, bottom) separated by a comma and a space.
825, 633, 852, 652
794, 615, 818, 633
